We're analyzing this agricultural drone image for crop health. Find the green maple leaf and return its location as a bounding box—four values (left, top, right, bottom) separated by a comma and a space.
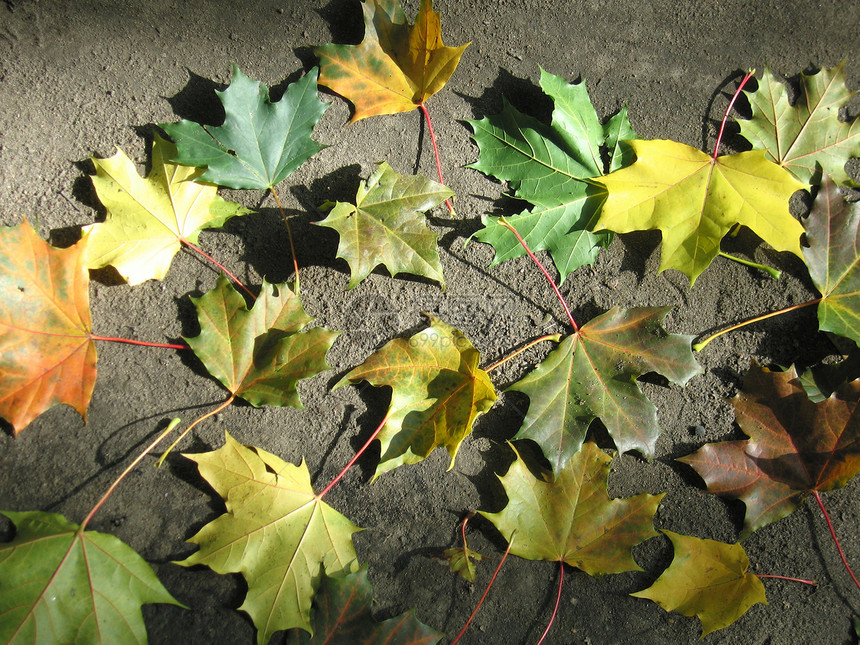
631, 530, 766, 637
178, 432, 360, 643
161, 66, 328, 190
738, 63, 860, 186
510, 307, 701, 473
468, 68, 638, 282
83, 135, 251, 284
0, 511, 182, 645
442, 544, 486, 583
0, 220, 97, 435
337, 315, 497, 478
186, 275, 339, 407
679, 363, 860, 536
286, 567, 443, 645
316, 161, 451, 288
314, 0, 469, 121
481, 442, 663, 576
803, 173, 860, 346
594, 139, 807, 284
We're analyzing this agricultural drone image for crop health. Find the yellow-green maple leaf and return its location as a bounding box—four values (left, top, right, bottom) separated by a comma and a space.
314, 0, 469, 121
594, 139, 806, 284
178, 433, 360, 643
83, 135, 250, 284
632, 530, 767, 637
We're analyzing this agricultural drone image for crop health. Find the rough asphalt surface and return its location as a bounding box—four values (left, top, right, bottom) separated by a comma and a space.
0, 1, 858, 643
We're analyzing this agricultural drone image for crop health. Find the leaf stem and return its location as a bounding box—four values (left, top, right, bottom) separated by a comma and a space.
451, 536, 513, 645
270, 186, 301, 294
181, 238, 255, 300
693, 298, 820, 351
79, 418, 181, 532
712, 70, 755, 159
418, 103, 455, 216
499, 217, 579, 332
536, 562, 564, 645
317, 411, 392, 499
756, 574, 817, 586
155, 395, 236, 468
717, 251, 781, 280
90, 335, 186, 350
485, 334, 561, 372
813, 490, 860, 592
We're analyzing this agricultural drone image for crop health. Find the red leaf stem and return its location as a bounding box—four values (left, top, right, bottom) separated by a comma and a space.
181, 238, 256, 300
419, 103, 455, 215
756, 574, 817, 586
451, 538, 513, 645
90, 335, 186, 350
317, 411, 392, 499
536, 562, 564, 645
712, 70, 755, 159
498, 217, 578, 332
813, 490, 860, 592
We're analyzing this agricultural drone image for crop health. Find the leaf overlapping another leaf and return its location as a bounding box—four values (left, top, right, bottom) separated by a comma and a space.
594, 140, 807, 284
738, 63, 860, 186
510, 307, 701, 472
482, 442, 663, 576
631, 530, 766, 637
802, 173, 860, 346
179, 433, 361, 643
286, 568, 443, 645
314, 0, 468, 121
0, 511, 182, 645
316, 161, 451, 288
83, 135, 251, 284
161, 66, 328, 190
468, 69, 638, 281
186, 275, 339, 407
679, 363, 860, 536
338, 316, 496, 477
0, 220, 97, 434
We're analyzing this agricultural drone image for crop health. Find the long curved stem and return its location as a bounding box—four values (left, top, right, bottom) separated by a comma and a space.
418, 103, 455, 216
712, 70, 755, 158
317, 411, 392, 499
693, 298, 820, 351
79, 418, 181, 532
451, 537, 513, 645
813, 491, 860, 592
270, 186, 301, 294
536, 562, 564, 645
155, 395, 236, 468
756, 574, 816, 586
718, 251, 781, 280
182, 238, 255, 300
91, 335, 186, 350
485, 334, 561, 372
499, 217, 578, 332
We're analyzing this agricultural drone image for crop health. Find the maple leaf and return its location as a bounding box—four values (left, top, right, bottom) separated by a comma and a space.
442, 544, 486, 583
286, 567, 443, 645
468, 68, 638, 282
161, 66, 328, 190
0, 510, 182, 644
337, 315, 497, 477
481, 442, 663, 575
678, 363, 860, 536
83, 134, 251, 284
802, 173, 860, 346
509, 307, 701, 473
316, 161, 451, 288
178, 432, 361, 643
0, 220, 97, 435
185, 275, 339, 408
738, 63, 860, 186
593, 139, 807, 284
631, 530, 767, 637
314, 0, 469, 121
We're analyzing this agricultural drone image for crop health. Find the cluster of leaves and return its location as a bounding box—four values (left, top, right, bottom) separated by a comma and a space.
1, 0, 859, 642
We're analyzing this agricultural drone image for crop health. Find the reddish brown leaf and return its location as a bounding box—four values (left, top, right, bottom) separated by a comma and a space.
0, 221, 97, 434
679, 363, 860, 536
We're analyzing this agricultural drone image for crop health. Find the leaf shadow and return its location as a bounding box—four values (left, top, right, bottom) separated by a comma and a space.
163, 70, 227, 126
701, 69, 754, 155
315, 0, 365, 45
455, 67, 552, 123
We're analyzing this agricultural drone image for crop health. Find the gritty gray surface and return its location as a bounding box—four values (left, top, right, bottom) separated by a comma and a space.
0, 0, 859, 643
